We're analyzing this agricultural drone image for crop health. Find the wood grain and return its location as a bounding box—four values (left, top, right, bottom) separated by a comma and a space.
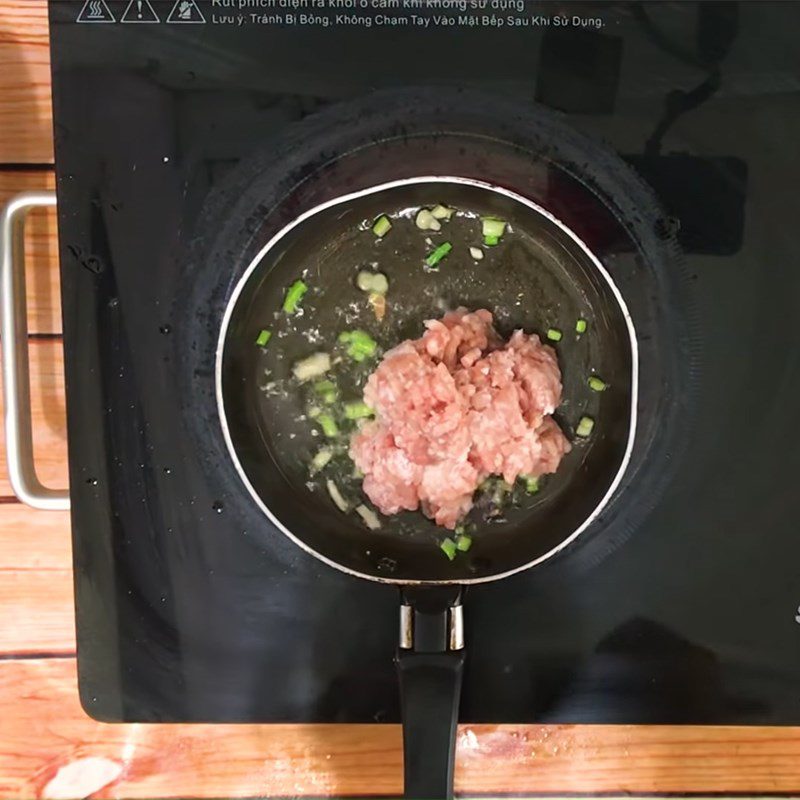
2, 659, 800, 799
0, 0, 53, 164
0, 338, 69, 499
0, 504, 71, 570
0, 569, 74, 655
0, 170, 61, 335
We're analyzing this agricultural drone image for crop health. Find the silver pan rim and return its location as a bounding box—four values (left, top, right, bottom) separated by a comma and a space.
215, 175, 639, 586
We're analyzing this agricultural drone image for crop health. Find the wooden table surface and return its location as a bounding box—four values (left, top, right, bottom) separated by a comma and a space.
1, 2, 800, 797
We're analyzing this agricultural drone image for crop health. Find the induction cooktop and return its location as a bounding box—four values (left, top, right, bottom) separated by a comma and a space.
50, 0, 800, 724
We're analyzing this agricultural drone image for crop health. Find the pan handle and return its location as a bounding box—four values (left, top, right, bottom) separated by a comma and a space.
395, 586, 465, 800
0, 191, 69, 510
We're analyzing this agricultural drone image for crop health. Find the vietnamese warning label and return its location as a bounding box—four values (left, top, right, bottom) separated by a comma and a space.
207, 0, 606, 29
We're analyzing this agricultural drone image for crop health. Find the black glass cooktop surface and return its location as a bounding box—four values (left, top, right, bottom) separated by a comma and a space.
49, 0, 800, 723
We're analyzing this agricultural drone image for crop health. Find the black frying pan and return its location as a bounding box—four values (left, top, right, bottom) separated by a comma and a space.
217, 177, 637, 797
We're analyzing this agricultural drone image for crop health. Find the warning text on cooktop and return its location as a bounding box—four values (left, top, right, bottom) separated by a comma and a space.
209, 0, 606, 28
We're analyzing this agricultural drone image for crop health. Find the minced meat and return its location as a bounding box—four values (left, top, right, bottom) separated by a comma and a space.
349, 308, 571, 529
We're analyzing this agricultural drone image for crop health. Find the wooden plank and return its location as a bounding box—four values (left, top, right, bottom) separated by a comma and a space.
0, 502, 73, 658
0, 170, 61, 335
0, 569, 74, 655
2, 659, 800, 798
0, 0, 53, 164
0, 504, 71, 570
0, 338, 68, 498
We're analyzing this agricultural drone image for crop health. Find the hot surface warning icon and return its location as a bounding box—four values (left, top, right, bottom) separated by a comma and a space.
76, 0, 115, 23
167, 0, 206, 23
121, 0, 160, 23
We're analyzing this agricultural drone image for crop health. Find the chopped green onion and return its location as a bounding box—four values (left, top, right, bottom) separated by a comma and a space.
425, 241, 452, 269
356, 270, 389, 295
338, 330, 378, 362
576, 416, 595, 438
483, 234, 499, 246
440, 537, 457, 561
307, 405, 321, 419
523, 475, 540, 494
576, 318, 587, 334
282, 280, 308, 314
313, 379, 338, 404
343, 401, 374, 420
588, 376, 608, 392
492, 480, 512, 507
372, 215, 392, 237
371, 273, 389, 294
356, 504, 381, 530
317, 413, 339, 438
293, 352, 331, 382
482, 217, 507, 239
546, 328, 563, 342
255, 329, 272, 347
455, 534, 472, 552
415, 209, 442, 231
326, 479, 349, 512
310, 448, 333, 474
478, 476, 495, 492
469, 246, 484, 260
431, 204, 455, 220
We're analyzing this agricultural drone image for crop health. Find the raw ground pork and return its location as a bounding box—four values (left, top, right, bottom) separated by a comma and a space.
349, 308, 571, 529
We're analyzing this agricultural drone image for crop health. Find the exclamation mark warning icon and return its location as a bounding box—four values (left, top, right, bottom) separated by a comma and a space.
121, 0, 160, 23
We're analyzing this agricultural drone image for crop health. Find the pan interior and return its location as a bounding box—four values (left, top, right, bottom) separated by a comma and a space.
219, 179, 635, 583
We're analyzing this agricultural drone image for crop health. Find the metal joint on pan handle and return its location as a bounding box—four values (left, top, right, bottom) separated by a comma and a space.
0, 191, 69, 510
400, 601, 464, 651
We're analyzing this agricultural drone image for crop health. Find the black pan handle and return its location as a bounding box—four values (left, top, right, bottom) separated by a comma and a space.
395, 586, 465, 800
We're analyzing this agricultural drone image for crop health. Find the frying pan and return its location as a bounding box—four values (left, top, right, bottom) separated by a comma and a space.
216, 176, 637, 797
